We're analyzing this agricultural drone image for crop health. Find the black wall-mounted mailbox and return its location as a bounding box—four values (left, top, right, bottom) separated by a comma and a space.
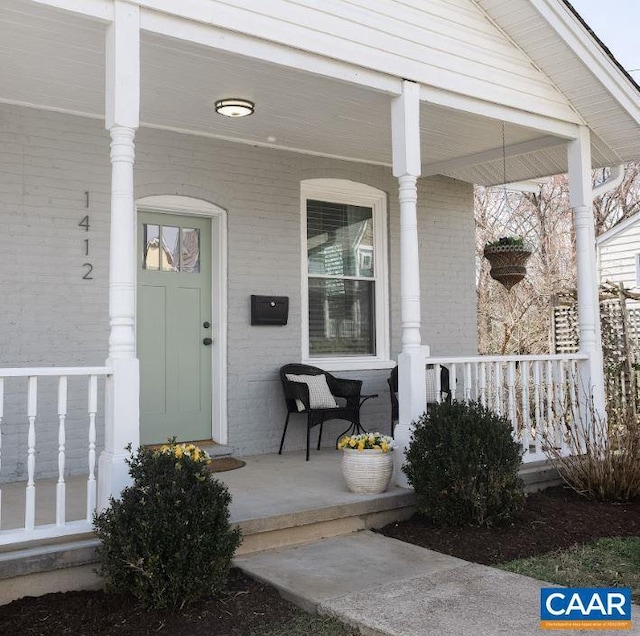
251, 295, 289, 326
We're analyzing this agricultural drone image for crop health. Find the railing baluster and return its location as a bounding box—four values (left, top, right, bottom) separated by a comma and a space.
87, 375, 98, 520
533, 361, 542, 446
25, 376, 37, 531
507, 361, 516, 428
449, 364, 458, 402
434, 364, 442, 403
555, 360, 566, 450
567, 360, 579, 456
494, 362, 503, 415
521, 361, 531, 459
479, 363, 487, 406
464, 363, 472, 400
56, 377, 67, 527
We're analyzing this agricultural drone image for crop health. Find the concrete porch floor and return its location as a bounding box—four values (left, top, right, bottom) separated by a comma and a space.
0, 448, 557, 537
0, 449, 412, 533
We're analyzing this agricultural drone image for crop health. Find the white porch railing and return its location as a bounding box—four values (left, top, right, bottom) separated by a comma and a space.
424, 354, 589, 464
0, 366, 111, 545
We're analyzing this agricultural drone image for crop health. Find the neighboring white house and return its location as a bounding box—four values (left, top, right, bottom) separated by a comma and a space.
597, 210, 640, 294
1, 0, 640, 547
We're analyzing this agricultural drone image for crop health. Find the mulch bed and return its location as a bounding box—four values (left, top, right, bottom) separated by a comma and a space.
2, 485, 640, 635
0, 569, 298, 636
377, 485, 640, 565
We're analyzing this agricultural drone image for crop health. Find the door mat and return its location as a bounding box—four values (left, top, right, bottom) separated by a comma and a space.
206, 457, 246, 473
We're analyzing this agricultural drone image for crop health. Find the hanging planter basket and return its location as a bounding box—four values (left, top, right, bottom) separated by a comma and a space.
483, 240, 532, 291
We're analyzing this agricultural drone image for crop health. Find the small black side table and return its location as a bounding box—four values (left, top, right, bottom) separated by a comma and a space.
335, 394, 378, 446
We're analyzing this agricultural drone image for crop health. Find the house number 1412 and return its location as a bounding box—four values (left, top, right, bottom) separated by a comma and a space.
79, 214, 93, 280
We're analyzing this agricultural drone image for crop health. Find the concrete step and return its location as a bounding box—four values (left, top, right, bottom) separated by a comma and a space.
0, 537, 101, 605
235, 488, 415, 555
519, 460, 562, 492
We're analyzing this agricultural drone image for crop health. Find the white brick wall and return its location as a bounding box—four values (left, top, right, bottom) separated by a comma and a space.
0, 104, 475, 478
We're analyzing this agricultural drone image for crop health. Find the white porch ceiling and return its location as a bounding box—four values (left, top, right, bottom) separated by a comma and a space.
0, 0, 628, 186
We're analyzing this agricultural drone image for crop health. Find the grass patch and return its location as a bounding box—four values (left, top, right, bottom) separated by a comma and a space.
252, 610, 358, 635
499, 537, 640, 602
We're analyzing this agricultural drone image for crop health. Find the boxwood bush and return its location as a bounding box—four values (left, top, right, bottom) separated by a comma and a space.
94, 442, 241, 609
403, 400, 525, 526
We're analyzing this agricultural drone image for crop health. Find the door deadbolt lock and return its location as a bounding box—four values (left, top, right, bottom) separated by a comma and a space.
203, 337, 213, 346
203, 321, 211, 328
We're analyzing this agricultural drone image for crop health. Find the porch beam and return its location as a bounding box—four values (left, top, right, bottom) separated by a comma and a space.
392, 80, 427, 488
99, 0, 141, 510
567, 126, 606, 417
423, 135, 566, 178
139, 11, 401, 96
421, 86, 583, 138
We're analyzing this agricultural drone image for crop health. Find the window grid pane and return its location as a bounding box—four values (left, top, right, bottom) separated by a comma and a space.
161, 226, 180, 271
308, 277, 376, 357
143, 224, 159, 270
181, 228, 200, 273
307, 200, 375, 279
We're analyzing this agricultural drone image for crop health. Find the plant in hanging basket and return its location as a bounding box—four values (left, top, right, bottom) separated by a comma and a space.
483, 236, 532, 290
338, 433, 395, 494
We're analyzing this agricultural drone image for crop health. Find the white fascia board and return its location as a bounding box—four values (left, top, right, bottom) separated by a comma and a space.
531, 0, 640, 124
597, 211, 640, 246
139, 10, 401, 96
30, 0, 114, 21
421, 86, 582, 138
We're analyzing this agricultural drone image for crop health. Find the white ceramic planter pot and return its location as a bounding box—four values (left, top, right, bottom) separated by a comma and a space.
341, 449, 394, 494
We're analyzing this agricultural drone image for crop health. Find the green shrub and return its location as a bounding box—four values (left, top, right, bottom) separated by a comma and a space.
94, 441, 241, 609
403, 400, 525, 526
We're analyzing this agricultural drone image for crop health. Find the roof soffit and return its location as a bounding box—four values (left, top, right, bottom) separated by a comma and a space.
475, 0, 640, 164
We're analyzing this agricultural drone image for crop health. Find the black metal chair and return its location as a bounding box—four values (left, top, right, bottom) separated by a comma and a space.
388, 364, 452, 437
279, 364, 376, 460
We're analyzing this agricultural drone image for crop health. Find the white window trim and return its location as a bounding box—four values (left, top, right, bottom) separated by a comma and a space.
301, 179, 391, 371
636, 254, 640, 287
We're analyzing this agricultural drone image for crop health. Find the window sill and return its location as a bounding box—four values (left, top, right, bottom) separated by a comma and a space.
302, 358, 396, 372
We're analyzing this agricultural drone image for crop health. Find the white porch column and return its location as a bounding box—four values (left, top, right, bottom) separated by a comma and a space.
391, 81, 426, 487
567, 126, 606, 418
98, 0, 141, 510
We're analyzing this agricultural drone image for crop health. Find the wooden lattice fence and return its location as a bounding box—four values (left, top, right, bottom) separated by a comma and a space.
552, 285, 640, 414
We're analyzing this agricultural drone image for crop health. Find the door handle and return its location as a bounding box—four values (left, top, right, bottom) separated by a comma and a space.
203, 337, 213, 346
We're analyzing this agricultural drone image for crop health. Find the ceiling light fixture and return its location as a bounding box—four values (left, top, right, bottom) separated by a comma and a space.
214, 99, 255, 118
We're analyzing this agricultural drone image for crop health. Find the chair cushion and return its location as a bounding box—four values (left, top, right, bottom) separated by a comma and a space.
285, 373, 338, 411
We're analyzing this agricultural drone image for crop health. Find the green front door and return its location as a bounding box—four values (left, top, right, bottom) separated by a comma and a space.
137, 211, 212, 444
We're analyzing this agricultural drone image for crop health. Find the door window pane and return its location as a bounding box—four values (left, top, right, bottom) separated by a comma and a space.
143, 224, 160, 270
307, 200, 374, 278
308, 278, 375, 356
161, 226, 180, 271
181, 228, 200, 273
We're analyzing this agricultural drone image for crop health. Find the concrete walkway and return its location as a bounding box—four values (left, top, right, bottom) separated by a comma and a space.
234, 530, 640, 636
